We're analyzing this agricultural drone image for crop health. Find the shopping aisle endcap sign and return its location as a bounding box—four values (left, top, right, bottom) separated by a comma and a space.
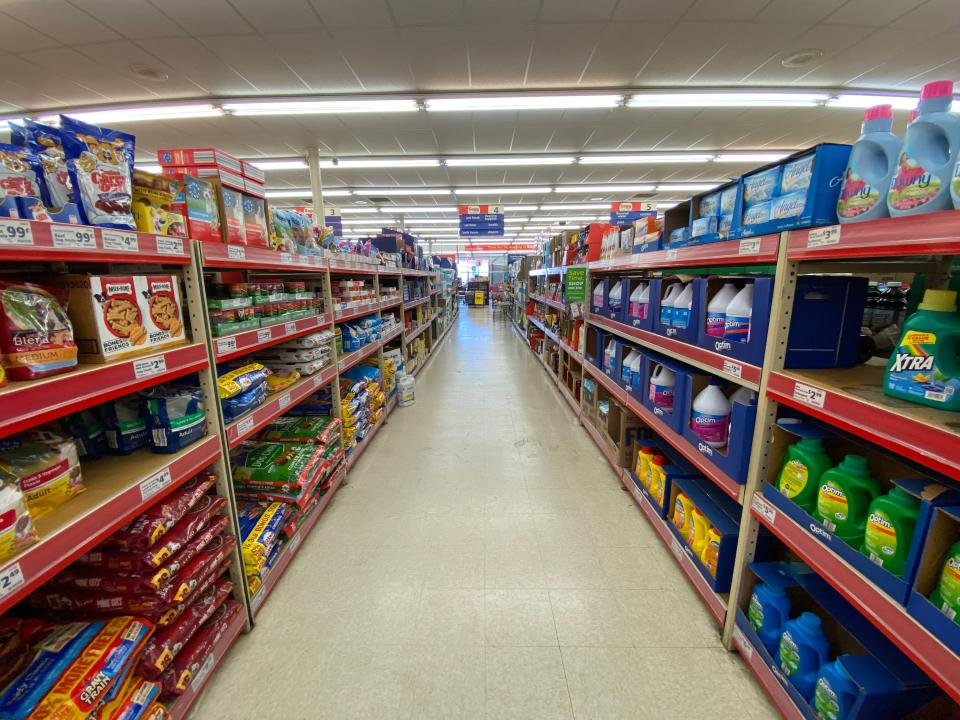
610, 202, 656, 226
565, 267, 587, 303
459, 204, 504, 237
463, 243, 537, 252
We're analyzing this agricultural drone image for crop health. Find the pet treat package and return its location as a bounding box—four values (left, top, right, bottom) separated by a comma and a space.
0, 432, 84, 519
0, 483, 37, 563
131, 170, 186, 237
0, 143, 43, 217
93, 675, 161, 720
100, 397, 149, 455
60, 116, 136, 230
158, 600, 242, 697
110, 474, 217, 552
56, 275, 147, 362
140, 275, 185, 351
12, 120, 74, 207
0, 281, 77, 380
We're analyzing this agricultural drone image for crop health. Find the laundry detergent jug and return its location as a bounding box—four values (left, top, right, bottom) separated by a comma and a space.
706, 282, 738, 338
748, 581, 792, 655
628, 282, 649, 322
648, 364, 675, 410
814, 656, 859, 720
778, 612, 830, 700
814, 455, 882, 546
930, 540, 960, 624
861, 486, 921, 578
776, 438, 833, 514
659, 283, 682, 327
838, 104, 902, 223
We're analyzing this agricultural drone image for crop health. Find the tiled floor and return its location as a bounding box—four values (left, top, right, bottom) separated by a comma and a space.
194, 307, 778, 720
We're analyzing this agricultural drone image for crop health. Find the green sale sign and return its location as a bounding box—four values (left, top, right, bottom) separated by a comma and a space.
565, 267, 586, 303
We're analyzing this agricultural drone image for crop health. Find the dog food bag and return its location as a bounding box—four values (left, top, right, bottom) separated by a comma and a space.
100, 398, 148, 456
59, 409, 107, 461
158, 600, 242, 697
238, 501, 288, 575
0, 483, 37, 563
0, 433, 84, 519
110, 474, 217, 552
261, 416, 341, 445
221, 382, 266, 423
217, 363, 268, 400
0, 281, 77, 380
141, 702, 171, 720
256, 346, 328, 364
147, 561, 227, 628
93, 675, 160, 720
12, 120, 74, 207
143, 387, 205, 454
232, 442, 325, 491
57, 275, 149, 362
139, 578, 232, 678
60, 116, 136, 230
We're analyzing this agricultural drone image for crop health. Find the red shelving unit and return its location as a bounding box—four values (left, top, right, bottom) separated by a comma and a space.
201, 242, 325, 271
787, 211, 960, 260
214, 314, 333, 361
334, 302, 380, 322
402, 296, 431, 310
589, 235, 779, 272
337, 341, 381, 374
530, 293, 564, 311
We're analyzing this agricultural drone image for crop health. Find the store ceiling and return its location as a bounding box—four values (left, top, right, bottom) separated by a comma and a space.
4, 0, 958, 241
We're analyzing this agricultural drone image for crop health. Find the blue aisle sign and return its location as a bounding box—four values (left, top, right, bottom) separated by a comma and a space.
324, 208, 343, 237
459, 204, 504, 237
610, 201, 656, 226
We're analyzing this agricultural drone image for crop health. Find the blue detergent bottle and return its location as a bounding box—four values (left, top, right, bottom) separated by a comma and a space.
813, 656, 858, 720
838, 105, 902, 223
747, 582, 792, 655
888, 80, 960, 216
778, 612, 830, 701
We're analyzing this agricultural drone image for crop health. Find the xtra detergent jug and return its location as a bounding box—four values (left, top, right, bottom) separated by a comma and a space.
648, 364, 675, 410
748, 582, 792, 655
659, 283, 682, 326
724, 283, 754, 343
628, 282, 649, 322
690, 379, 731, 448
673, 283, 693, 330
778, 612, 830, 701
884, 289, 960, 411
838, 104, 902, 223
776, 438, 833, 514
930, 540, 960, 624
621, 348, 640, 387
814, 656, 858, 720
861, 486, 921, 578
814, 455, 882, 546
889, 80, 960, 216
706, 283, 738, 338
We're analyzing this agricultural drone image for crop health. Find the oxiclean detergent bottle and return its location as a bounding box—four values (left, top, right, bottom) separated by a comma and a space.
838, 104, 901, 223
889, 80, 960, 216
814, 656, 859, 720
748, 582, 792, 655
884, 289, 960, 410
778, 612, 830, 700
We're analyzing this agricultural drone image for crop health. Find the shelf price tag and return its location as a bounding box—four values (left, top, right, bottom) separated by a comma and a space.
278, 393, 291, 410
0, 562, 25, 599
280, 252, 293, 264
288, 531, 303, 553
236, 415, 255, 438
792, 382, 826, 408
722, 360, 743, 379
256, 328, 272, 344
133, 355, 167, 379
665, 248, 679, 262
284, 321, 297, 335
732, 627, 753, 660
806, 225, 841, 249
670, 537, 684, 559
140, 467, 173, 501
192, 652, 216, 690
313, 372, 328, 388
216, 336, 237, 355
751, 495, 777, 525
51, 224, 96, 249
102, 229, 139, 252
227, 245, 245, 261
155, 237, 184, 255
0, 219, 33, 246
738, 238, 761, 256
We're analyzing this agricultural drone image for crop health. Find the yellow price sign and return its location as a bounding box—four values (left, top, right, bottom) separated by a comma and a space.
474, 291, 484, 304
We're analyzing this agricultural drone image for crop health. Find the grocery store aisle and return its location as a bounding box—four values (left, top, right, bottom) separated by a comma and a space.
194, 308, 775, 720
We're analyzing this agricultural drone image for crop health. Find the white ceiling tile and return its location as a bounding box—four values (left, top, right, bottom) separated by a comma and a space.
685, 0, 768, 20
1, 0, 117, 44
465, 26, 534, 88
309, 0, 393, 28
632, 22, 729, 84
464, 0, 540, 23
19, 46, 161, 102
393, 129, 440, 154
148, 0, 253, 34
136, 37, 258, 94
612, 0, 695, 23
199, 35, 310, 93
540, 0, 617, 23
825, 0, 926, 27
0, 13, 60, 52
579, 23, 673, 85
388, 0, 465, 25
753, 0, 846, 24
73, 41, 203, 98
263, 31, 362, 92
330, 29, 415, 90
350, 131, 405, 153
796, 26, 931, 87
890, 0, 960, 32
525, 25, 599, 87
680, 23, 806, 84
68, 0, 184, 37
0, 52, 107, 107
843, 32, 960, 89
228, 0, 322, 33
740, 22, 875, 84
399, 27, 469, 90
473, 124, 516, 153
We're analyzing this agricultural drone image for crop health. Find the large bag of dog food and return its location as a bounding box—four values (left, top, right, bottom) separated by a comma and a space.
0, 281, 77, 381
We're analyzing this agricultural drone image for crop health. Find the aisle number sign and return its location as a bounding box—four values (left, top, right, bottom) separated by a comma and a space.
610, 202, 656, 226
565, 267, 587, 303
459, 205, 504, 237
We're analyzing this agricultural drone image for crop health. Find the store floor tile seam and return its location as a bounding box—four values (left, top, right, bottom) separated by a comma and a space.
193, 307, 777, 720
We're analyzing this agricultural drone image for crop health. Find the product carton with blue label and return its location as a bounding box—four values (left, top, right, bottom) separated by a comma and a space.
624, 277, 657, 332
654, 277, 700, 345
907, 504, 960, 654
629, 437, 699, 518
689, 180, 741, 246
695, 276, 774, 367
785, 276, 867, 369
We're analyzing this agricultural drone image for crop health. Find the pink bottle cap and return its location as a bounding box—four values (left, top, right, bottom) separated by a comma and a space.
863, 104, 893, 121
909, 108, 919, 123
921, 80, 954, 100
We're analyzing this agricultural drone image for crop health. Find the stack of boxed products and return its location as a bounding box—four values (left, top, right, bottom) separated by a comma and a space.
233, 414, 343, 597
206, 280, 324, 337
333, 279, 376, 312
2, 471, 242, 715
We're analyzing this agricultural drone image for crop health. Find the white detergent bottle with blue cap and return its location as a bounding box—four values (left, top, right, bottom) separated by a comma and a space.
889, 80, 960, 216
724, 284, 754, 343
706, 283, 738, 338
603, 338, 617, 373
621, 348, 640, 386
628, 282, 648, 321
673, 283, 693, 330
659, 283, 682, 327
838, 104, 902, 223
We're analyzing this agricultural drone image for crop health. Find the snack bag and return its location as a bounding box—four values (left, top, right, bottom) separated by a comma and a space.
0, 433, 84, 519
0, 281, 77, 380
12, 120, 74, 207
60, 116, 136, 230
0, 483, 38, 563
0, 143, 43, 210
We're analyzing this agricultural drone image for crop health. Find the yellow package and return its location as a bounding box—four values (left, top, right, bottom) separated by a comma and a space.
0, 484, 37, 563
266, 369, 300, 393
218, 363, 267, 399
132, 171, 187, 238
247, 574, 263, 596
0, 433, 83, 519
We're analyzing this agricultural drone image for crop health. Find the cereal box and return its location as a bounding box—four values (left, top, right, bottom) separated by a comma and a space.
161, 165, 244, 193
139, 275, 186, 351
216, 183, 244, 244
157, 148, 242, 173
242, 194, 268, 247
58, 275, 150, 362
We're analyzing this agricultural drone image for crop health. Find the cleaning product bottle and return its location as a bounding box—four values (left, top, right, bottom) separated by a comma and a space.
648, 364, 675, 410
861, 486, 921, 578
648, 454, 665, 502
776, 438, 833, 514
837, 104, 902, 223
778, 612, 831, 701
729, 386, 757, 406
672, 492, 694, 536
748, 582, 792, 655
603, 338, 617, 373
706, 283, 738, 338
930, 540, 960, 623
863, 281, 880, 329
701, 527, 721, 576
592, 281, 605, 309
814, 656, 859, 720
608, 279, 624, 314
690, 379, 731, 448
621, 348, 640, 387
889, 80, 960, 216
627, 351, 644, 392
628, 282, 649, 322
724, 283, 754, 343
814, 455, 882, 545
659, 283, 682, 327
673, 283, 693, 330
688, 507, 710, 557
636, 446, 656, 484
884, 289, 960, 410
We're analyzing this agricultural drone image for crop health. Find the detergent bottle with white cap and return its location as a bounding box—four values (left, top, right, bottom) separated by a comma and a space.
628, 281, 649, 322
603, 338, 618, 374
621, 348, 640, 387
659, 283, 682, 327
607, 279, 624, 315
706, 283, 738, 338
648, 364, 675, 410
691, 379, 731, 448
724, 284, 754, 343
673, 283, 693, 330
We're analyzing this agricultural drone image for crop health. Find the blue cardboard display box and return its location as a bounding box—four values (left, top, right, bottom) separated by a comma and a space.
737, 562, 939, 719
662, 200, 693, 249
734, 144, 852, 239
695, 276, 774, 367
640, 352, 687, 433
625, 277, 658, 332
604, 277, 629, 323
907, 505, 960, 655
786, 275, 868, 369
632, 231, 662, 254
629, 438, 699, 518
590, 276, 607, 316
689, 180, 741, 246
654, 278, 700, 345
584, 326, 604, 368
601, 336, 624, 381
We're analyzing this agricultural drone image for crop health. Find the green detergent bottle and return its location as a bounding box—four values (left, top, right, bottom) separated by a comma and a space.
860, 486, 921, 577
930, 541, 960, 624
776, 438, 833, 513
884, 289, 960, 410
814, 455, 882, 546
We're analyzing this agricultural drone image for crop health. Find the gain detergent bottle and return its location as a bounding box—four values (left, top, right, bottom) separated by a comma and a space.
884, 290, 960, 410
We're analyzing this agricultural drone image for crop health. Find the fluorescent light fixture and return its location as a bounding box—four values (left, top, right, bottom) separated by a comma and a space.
134, 164, 163, 174
504, 217, 531, 224
0, 118, 23, 131
338, 208, 380, 214
41, 104, 223, 125
453, 186, 552, 195
265, 190, 312, 199
346, 227, 392, 233
579, 154, 714, 164
445, 156, 574, 167
426, 94, 621, 112
715, 152, 790, 163
224, 99, 418, 115
827, 94, 918, 110
381, 206, 457, 213
252, 160, 308, 170
656, 183, 720, 192
403, 218, 461, 225
320, 189, 352, 196
538, 203, 611, 211
319, 158, 440, 169
353, 188, 451, 196
553, 185, 655, 194
504, 205, 540, 212
628, 91, 829, 108
658, 202, 679, 210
